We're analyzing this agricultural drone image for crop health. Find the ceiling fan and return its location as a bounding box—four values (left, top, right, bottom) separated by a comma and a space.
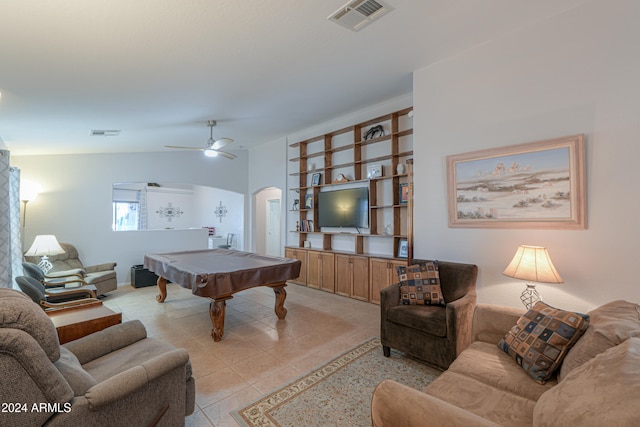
165, 120, 236, 159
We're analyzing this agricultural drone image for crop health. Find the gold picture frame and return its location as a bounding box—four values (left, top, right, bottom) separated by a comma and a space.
446, 134, 586, 229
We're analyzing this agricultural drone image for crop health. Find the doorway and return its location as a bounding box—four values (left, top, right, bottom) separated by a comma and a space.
253, 187, 282, 256
266, 199, 281, 257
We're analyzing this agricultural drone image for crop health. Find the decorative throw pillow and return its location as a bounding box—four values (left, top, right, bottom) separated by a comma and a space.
396, 261, 445, 306
498, 301, 589, 384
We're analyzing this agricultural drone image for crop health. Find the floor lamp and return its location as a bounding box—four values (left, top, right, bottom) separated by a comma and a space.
19, 180, 40, 249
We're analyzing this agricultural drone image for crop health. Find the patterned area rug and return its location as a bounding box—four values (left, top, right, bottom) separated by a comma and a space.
231, 338, 441, 427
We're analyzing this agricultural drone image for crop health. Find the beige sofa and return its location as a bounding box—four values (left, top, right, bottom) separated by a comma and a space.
372, 300, 640, 426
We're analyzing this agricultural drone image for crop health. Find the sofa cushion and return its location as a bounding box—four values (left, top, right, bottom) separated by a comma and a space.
396, 261, 445, 306
425, 370, 537, 426
559, 300, 640, 381
55, 347, 97, 396
387, 304, 447, 337
498, 301, 589, 384
533, 337, 640, 427
447, 341, 556, 401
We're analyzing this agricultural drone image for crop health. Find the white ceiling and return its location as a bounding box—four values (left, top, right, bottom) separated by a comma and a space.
0, 0, 589, 156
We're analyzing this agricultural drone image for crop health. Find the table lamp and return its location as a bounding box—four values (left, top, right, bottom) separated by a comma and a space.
25, 235, 65, 274
502, 245, 563, 309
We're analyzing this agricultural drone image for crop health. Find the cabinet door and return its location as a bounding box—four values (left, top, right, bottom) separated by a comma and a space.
369, 258, 406, 304
285, 248, 307, 285
351, 256, 369, 302
319, 252, 335, 293
335, 255, 351, 297
307, 251, 322, 289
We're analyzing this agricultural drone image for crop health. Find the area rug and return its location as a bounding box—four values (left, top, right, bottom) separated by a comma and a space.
231, 337, 441, 427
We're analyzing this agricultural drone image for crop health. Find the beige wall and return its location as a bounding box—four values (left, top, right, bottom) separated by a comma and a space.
412, 0, 640, 311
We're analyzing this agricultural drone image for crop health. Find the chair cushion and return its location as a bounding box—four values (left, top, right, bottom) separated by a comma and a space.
396, 261, 445, 306
55, 347, 97, 396
387, 304, 447, 337
533, 337, 640, 427
558, 300, 640, 381
498, 301, 589, 384
82, 337, 181, 383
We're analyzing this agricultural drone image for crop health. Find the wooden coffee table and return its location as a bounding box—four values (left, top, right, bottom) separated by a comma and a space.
47, 302, 122, 344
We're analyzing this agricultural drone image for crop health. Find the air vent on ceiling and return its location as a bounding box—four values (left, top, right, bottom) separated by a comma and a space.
90, 130, 121, 137
328, 0, 393, 32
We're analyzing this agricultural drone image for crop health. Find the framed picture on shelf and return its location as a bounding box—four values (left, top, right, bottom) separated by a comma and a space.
399, 183, 409, 204
397, 239, 408, 258
304, 193, 313, 209
366, 164, 383, 179
311, 172, 322, 186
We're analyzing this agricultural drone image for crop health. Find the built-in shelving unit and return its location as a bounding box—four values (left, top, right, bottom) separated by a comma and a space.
285, 107, 414, 304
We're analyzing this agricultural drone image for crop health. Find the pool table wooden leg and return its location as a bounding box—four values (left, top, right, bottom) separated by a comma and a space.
270, 282, 288, 319
156, 276, 167, 303
209, 297, 231, 341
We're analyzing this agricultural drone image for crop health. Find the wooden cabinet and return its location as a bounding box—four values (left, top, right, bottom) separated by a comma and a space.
335, 254, 369, 302
369, 258, 407, 304
284, 248, 307, 285
307, 251, 335, 293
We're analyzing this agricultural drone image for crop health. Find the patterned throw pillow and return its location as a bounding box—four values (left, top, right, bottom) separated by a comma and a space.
498, 301, 590, 384
396, 261, 445, 306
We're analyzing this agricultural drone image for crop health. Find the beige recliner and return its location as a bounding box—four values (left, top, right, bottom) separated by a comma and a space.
25, 242, 117, 296
0, 288, 195, 426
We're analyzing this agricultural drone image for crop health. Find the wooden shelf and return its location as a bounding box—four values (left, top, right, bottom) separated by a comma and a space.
287, 106, 413, 267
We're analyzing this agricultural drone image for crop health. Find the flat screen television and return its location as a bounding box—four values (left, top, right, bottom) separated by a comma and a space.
317, 188, 369, 229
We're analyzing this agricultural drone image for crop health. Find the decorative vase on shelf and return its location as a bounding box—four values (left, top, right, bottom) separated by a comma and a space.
396, 163, 406, 175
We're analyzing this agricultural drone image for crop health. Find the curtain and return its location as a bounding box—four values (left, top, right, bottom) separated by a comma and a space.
0, 150, 23, 289
139, 188, 148, 230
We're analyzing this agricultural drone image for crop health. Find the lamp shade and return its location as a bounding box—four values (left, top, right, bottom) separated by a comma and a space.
502, 245, 563, 284
24, 235, 65, 257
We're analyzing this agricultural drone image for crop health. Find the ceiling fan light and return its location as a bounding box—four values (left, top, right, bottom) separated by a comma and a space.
204, 149, 218, 157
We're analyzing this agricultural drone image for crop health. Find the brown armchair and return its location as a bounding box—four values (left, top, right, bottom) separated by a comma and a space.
25, 243, 117, 296
0, 288, 195, 427
380, 260, 478, 370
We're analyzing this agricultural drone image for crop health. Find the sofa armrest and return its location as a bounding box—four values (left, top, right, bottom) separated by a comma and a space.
472, 303, 525, 344
63, 320, 147, 365
446, 291, 477, 354
85, 263, 117, 273
372, 380, 500, 427
83, 348, 189, 409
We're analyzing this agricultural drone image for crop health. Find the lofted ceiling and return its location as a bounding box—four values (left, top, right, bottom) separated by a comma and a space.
0, 0, 589, 156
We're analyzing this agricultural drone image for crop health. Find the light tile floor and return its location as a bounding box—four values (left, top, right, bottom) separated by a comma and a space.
102, 282, 380, 427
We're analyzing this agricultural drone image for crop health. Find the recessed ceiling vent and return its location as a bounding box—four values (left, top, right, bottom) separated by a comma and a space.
90, 130, 121, 137
328, 0, 394, 32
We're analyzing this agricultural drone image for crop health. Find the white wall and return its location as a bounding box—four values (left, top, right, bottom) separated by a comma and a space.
13, 150, 248, 283
413, 0, 640, 312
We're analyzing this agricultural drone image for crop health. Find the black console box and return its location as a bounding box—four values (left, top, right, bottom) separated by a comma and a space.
131, 265, 160, 288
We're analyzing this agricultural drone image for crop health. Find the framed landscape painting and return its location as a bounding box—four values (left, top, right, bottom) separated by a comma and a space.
446, 134, 586, 229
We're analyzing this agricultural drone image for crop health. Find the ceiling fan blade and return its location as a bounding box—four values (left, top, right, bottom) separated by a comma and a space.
211, 137, 234, 150
217, 150, 237, 160
164, 145, 205, 150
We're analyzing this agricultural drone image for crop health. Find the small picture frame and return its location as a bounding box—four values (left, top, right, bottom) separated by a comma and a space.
311, 172, 322, 186
304, 193, 313, 209
366, 164, 383, 179
397, 239, 408, 258
399, 183, 409, 205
